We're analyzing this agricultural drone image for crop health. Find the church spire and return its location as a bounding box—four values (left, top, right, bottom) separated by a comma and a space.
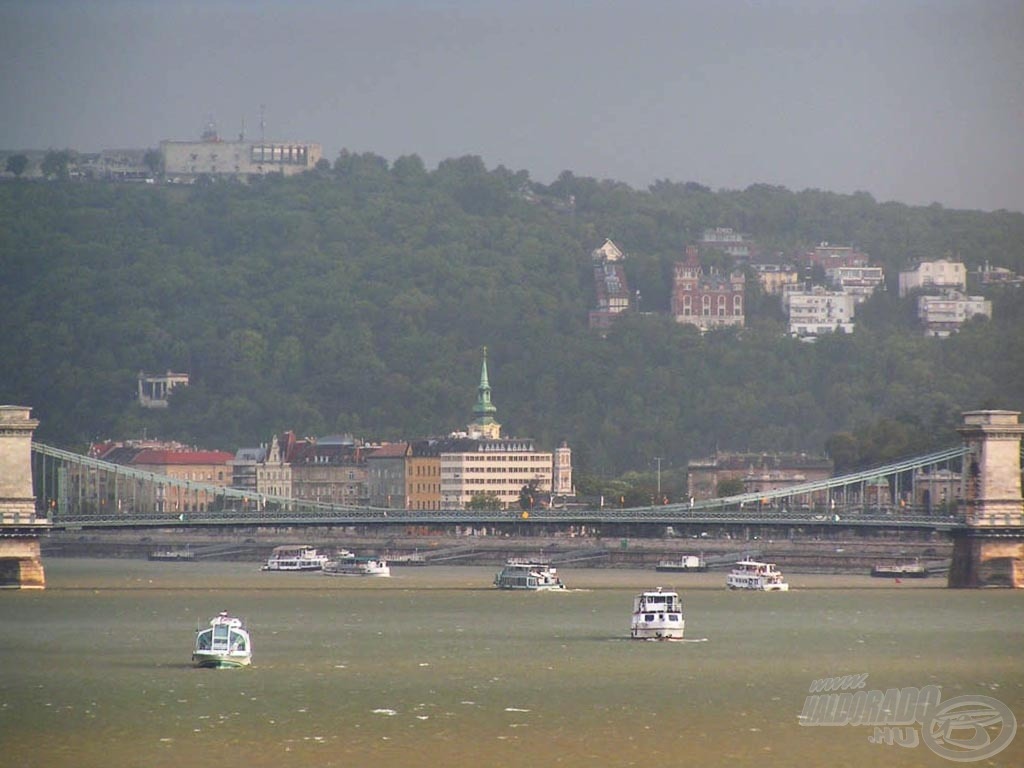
470, 346, 501, 438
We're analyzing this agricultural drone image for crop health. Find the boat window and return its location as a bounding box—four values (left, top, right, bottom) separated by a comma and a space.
230, 631, 247, 651
196, 630, 212, 650
669, 615, 679, 622
645, 614, 655, 622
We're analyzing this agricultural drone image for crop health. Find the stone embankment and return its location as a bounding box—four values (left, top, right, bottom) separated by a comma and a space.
42, 528, 951, 574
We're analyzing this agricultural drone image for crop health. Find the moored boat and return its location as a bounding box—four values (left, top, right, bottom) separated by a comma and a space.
323, 554, 391, 577
655, 555, 706, 572
630, 588, 685, 640
192, 612, 252, 668
493, 559, 565, 590
261, 545, 329, 571
871, 562, 928, 578
149, 548, 196, 562
726, 560, 789, 591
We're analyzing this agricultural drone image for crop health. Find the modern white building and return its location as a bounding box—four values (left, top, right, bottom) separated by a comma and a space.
917, 292, 992, 337
898, 259, 967, 297
785, 289, 856, 338
826, 266, 885, 301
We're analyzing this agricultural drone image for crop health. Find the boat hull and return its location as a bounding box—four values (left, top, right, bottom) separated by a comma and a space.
630, 621, 685, 640
655, 564, 707, 572
192, 652, 251, 669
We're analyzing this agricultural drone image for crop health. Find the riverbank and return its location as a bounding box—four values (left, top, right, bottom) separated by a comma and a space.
40, 528, 951, 574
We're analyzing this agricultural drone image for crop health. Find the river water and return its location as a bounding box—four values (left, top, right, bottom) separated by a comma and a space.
1, 559, 1021, 768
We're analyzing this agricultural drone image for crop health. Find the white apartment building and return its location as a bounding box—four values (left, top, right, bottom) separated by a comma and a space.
826, 266, 885, 301
441, 439, 554, 509
785, 289, 856, 338
898, 259, 967, 297
917, 292, 992, 337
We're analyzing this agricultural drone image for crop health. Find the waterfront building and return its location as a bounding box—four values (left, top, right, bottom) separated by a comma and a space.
129, 449, 234, 514
898, 259, 967, 297
671, 246, 745, 332
289, 435, 369, 506
439, 349, 571, 510
257, 432, 294, 499
230, 446, 266, 492
687, 451, 834, 502
366, 442, 411, 508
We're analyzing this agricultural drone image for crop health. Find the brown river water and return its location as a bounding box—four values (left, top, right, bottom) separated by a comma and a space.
1, 559, 1021, 768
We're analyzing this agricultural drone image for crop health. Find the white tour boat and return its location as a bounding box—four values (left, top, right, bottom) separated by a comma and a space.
323, 554, 391, 577
261, 545, 329, 571
726, 560, 789, 591
630, 588, 685, 640
192, 612, 252, 668
493, 559, 565, 590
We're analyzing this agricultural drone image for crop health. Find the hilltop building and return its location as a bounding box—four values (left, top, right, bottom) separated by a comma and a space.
825, 265, 885, 301
785, 288, 856, 338
670, 246, 745, 331
898, 259, 967, 297
137, 370, 189, 408
917, 291, 992, 337
751, 263, 800, 296
160, 122, 321, 182
589, 238, 632, 331
699, 228, 757, 260
800, 243, 870, 271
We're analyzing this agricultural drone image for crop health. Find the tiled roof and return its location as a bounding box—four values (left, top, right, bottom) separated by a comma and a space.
131, 450, 234, 465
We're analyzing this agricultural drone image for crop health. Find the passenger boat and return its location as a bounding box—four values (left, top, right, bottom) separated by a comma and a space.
655, 555, 706, 572
261, 545, 329, 571
871, 562, 928, 578
192, 612, 252, 668
493, 559, 565, 590
148, 547, 196, 562
726, 560, 789, 591
630, 588, 685, 640
322, 554, 391, 577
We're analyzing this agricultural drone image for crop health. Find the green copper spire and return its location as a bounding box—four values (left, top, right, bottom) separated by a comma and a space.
472, 346, 497, 424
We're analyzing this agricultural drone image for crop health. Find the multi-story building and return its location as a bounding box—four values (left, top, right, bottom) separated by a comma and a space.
751, 264, 800, 296
800, 243, 870, 271
785, 288, 856, 338
257, 432, 294, 498
366, 442, 411, 508
289, 435, 369, 506
898, 259, 967, 297
129, 449, 234, 514
589, 238, 632, 331
230, 446, 266, 492
160, 124, 322, 182
917, 291, 992, 337
699, 228, 757, 260
972, 262, 1024, 289
687, 452, 834, 503
407, 440, 444, 511
671, 246, 745, 332
439, 350, 571, 510
826, 265, 886, 302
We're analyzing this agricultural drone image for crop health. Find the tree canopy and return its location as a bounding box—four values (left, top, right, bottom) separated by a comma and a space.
1, 154, 1022, 479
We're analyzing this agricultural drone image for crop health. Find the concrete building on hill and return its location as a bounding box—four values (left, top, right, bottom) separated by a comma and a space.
160, 122, 322, 182
589, 238, 633, 331
898, 259, 967, 297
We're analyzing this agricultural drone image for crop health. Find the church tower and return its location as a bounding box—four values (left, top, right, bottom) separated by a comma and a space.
468, 347, 502, 439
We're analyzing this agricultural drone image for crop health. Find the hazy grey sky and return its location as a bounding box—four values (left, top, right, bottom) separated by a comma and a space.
2, 0, 1022, 212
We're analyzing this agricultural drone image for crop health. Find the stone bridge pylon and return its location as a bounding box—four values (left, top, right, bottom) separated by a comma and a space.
0, 406, 47, 588
948, 410, 1024, 588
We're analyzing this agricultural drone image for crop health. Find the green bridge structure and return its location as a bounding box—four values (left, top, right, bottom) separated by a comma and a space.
30, 441, 971, 530
3, 407, 1024, 587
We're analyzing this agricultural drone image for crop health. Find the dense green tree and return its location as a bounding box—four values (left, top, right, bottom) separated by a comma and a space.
5, 153, 28, 177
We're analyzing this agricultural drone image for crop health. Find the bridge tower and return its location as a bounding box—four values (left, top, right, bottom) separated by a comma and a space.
948, 410, 1024, 588
0, 406, 47, 588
